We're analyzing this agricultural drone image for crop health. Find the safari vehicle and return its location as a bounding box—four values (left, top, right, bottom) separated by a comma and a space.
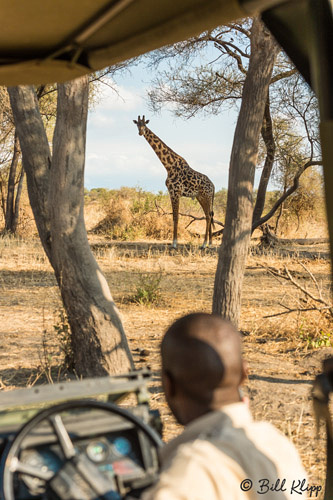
0, 0, 332, 498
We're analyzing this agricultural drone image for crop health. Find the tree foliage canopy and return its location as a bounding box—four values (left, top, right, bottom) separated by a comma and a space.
147, 22, 295, 117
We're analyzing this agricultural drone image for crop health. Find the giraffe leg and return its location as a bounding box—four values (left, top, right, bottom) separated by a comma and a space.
209, 199, 214, 246
170, 194, 180, 248
198, 197, 211, 249
203, 214, 211, 249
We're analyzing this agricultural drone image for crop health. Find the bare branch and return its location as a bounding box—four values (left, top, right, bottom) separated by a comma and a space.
283, 266, 328, 307
252, 159, 322, 232
260, 262, 333, 318
264, 305, 332, 319
154, 201, 224, 229
298, 261, 323, 300
270, 68, 297, 84
207, 37, 248, 74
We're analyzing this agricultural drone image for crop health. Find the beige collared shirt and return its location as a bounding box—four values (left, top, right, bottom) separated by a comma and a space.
142, 402, 308, 500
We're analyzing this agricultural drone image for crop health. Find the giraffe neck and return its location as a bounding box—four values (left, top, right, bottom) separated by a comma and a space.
142, 127, 183, 171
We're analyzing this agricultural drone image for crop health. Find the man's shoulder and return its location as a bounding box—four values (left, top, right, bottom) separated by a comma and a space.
246, 419, 301, 455
160, 404, 297, 466
161, 408, 307, 485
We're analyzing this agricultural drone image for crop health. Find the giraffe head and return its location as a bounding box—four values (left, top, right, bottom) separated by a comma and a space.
133, 115, 150, 136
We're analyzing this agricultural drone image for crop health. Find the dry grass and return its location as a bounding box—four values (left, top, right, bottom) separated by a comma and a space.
0, 235, 332, 495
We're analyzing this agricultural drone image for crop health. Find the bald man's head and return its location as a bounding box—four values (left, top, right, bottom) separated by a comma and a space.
161, 313, 245, 422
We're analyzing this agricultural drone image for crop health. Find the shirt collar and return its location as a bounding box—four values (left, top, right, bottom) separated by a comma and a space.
160, 402, 253, 465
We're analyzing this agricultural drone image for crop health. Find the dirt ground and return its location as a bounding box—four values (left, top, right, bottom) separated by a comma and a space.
0, 236, 332, 497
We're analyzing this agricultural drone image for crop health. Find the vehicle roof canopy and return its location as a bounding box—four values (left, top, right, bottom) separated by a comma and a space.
0, 0, 246, 86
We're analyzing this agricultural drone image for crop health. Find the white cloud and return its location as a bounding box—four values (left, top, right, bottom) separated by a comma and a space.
85, 68, 236, 191
85, 136, 167, 191
92, 83, 143, 112
88, 114, 116, 128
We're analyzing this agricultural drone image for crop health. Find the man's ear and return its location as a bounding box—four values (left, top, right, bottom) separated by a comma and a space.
162, 369, 176, 399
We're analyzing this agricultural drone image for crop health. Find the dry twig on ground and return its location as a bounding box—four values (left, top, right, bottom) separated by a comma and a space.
260, 261, 333, 319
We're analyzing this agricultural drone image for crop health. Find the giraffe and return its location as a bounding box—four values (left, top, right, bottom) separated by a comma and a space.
133, 115, 215, 249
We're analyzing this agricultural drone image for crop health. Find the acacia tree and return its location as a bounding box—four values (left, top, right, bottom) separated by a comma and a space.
148, 18, 279, 325
212, 18, 278, 325
147, 18, 321, 326
8, 78, 134, 377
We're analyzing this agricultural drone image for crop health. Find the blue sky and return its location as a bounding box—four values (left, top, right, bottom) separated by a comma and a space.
85, 64, 238, 193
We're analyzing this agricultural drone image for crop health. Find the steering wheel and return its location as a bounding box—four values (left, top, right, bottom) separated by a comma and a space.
1, 399, 163, 500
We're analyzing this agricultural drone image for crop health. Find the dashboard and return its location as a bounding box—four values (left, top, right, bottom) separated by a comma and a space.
1, 406, 160, 499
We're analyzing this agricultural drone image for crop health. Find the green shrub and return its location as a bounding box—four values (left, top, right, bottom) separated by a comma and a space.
299, 328, 333, 348
131, 272, 163, 306
88, 186, 225, 242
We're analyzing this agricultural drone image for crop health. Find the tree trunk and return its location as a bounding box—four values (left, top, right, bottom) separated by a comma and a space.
4, 131, 21, 234
0, 177, 6, 219
12, 168, 25, 234
212, 18, 279, 327
252, 90, 275, 229
8, 86, 53, 259
8, 80, 134, 377
49, 79, 134, 376
274, 194, 284, 233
